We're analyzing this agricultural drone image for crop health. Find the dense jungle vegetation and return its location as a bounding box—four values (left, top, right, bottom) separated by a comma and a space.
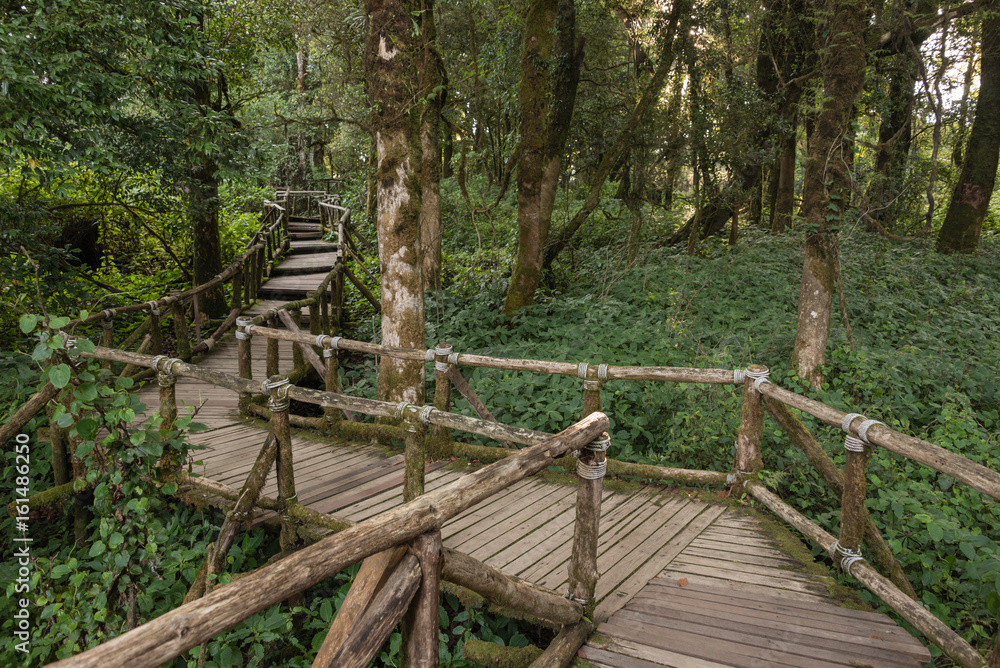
1, 0, 999, 665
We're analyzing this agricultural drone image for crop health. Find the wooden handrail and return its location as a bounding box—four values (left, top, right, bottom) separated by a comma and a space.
47, 412, 609, 668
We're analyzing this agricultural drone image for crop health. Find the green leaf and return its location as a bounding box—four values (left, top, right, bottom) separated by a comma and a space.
108, 532, 124, 549
959, 542, 977, 561
320, 599, 333, 623
927, 522, 944, 542
19, 314, 38, 334
89, 541, 107, 557
75, 417, 98, 440
48, 316, 70, 329
49, 364, 71, 388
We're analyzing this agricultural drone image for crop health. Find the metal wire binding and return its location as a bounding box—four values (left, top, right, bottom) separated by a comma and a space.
597, 364, 609, 381
583, 379, 600, 391
330, 336, 342, 350
586, 435, 610, 452
733, 368, 746, 384
447, 352, 459, 365
858, 419, 884, 444
394, 402, 412, 420
145, 301, 160, 316
419, 405, 434, 425
577, 459, 607, 479
261, 377, 291, 412
236, 317, 253, 340
435, 345, 454, 373
564, 590, 586, 605
841, 413, 867, 452
830, 540, 864, 575
315, 334, 328, 347
747, 368, 770, 391
577, 362, 589, 379
425, 349, 436, 361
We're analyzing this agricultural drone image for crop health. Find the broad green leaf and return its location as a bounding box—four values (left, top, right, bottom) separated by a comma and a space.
19, 314, 38, 334
49, 364, 71, 388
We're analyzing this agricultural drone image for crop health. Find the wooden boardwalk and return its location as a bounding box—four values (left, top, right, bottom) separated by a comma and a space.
136, 228, 931, 667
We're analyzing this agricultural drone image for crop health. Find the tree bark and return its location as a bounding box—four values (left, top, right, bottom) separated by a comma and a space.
541, 0, 687, 270
419, 0, 445, 293
772, 119, 798, 233
365, 0, 426, 404
791, 0, 868, 387
937, 7, 1000, 254
503, 0, 581, 315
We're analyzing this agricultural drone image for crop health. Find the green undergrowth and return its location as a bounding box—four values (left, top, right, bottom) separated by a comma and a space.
426, 230, 1000, 656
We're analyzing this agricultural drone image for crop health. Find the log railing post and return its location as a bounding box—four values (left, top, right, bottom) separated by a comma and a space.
291, 309, 305, 368
733, 364, 767, 479
230, 270, 243, 313
402, 530, 442, 668
402, 410, 426, 502
47, 401, 72, 486
580, 362, 603, 418
334, 257, 344, 333
266, 313, 280, 377
836, 413, 880, 577
265, 375, 300, 553
431, 343, 453, 451
236, 317, 254, 414
192, 291, 203, 345
154, 356, 178, 434
147, 302, 163, 356
567, 432, 610, 612
99, 310, 115, 371
170, 297, 191, 361
322, 337, 341, 430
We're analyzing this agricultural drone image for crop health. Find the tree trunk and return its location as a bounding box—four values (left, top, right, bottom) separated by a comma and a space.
772, 120, 797, 233
189, 160, 227, 317
791, 0, 868, 387
937, 8, 1000, 254
419, 0, 445, 293
866, 56, 916, 230
503, 0, 581, 315
365, 0, 426, 405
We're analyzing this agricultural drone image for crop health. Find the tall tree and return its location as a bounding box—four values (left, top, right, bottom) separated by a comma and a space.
365, 0, 426, 404
418, 0, 447, 292
937, 5, 1000, 254
502, 0, 582, 315
790, 0, 869, 386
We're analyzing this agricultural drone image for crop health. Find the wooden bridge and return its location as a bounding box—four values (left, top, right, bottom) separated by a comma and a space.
8, 191, 999, 668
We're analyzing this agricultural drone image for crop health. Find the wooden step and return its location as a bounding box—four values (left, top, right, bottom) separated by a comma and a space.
289, 240, 338, 254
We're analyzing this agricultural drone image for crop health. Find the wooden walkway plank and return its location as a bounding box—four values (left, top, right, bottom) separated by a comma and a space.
581, 638, 735, 668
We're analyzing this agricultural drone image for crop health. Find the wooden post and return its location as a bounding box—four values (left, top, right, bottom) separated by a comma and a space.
266, 375, 299, 553
170, 298, 191, 361
323, 339, 341, 429
47, 401, 71, 486
734, 364, 767, 477
839, 413, 873, 575
403, 414, 426, 502
147, 303, 163, 356
567, 431, 609, 612
157, 359, 178, 433
236, 317, 253, 414
402, 531, 442, 668
581, 363, 603, 417
230, 271, 243, 313
192, 288, 203, 344
266, 314, 279, 377
431, 343, 452, 451
334, 253, 345, 333
291, 309, 305, 368
100, 312, 115, 371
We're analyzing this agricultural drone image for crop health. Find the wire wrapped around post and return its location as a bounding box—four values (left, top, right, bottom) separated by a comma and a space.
837, 413, 883, 576
263, 375, 299, 553
100, 310, 116, 371
147, 301, 163, 356
568, 432, 610, 612
153, 356, 183, 470
402, 411, 426, 502
236, 317, 254, 413
431, 343, 453, 451
733, 364, 768, 481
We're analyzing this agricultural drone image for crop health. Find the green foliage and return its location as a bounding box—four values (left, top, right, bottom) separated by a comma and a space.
427, 230, 1000, 652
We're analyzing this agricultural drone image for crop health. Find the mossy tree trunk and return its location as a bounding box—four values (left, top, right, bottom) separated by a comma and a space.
365, 0, 426, 405
502, 0, 581, 316
937, 7, 1000, 254
419, 0, 445, 293
791, 0, 868, 388
188, 158, 227, 318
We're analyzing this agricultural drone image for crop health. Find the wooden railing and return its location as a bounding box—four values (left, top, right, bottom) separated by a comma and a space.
47, 345, 610, 668
218, 325, 998, 668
